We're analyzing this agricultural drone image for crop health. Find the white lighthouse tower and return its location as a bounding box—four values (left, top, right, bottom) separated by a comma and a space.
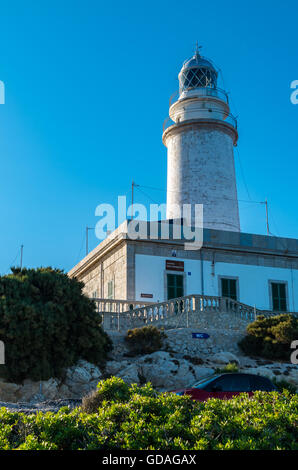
163, 46, 240, 232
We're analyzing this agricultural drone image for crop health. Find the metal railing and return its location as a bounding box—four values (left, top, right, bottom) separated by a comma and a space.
169, 87, 229, 107
162, 108, 238, 133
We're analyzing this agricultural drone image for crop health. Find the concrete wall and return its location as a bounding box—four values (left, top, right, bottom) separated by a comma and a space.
135, 253, 298, 311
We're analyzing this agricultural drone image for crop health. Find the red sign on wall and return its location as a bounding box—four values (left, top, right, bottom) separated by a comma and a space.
165, 260, 184, 272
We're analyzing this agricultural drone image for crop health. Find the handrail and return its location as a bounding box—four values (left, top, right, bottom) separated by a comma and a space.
169, 87, 229, 107
163, 108, 238, 133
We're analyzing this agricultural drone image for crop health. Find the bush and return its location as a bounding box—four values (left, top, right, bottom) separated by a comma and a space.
125, 325, 166, 355
215, 362, 239, 374
238, 314, 298, 361
0, 379, 297, 450
81, 377, 159, 413
272, 377, 297, 395
0, 267, 112, 383
81, 377, 132, 412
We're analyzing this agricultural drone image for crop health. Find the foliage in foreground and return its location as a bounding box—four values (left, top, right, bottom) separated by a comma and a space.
0, 267, 112, 382
272, 377, 297, 395
0, 377, 297, 450
238, 314, 298, 360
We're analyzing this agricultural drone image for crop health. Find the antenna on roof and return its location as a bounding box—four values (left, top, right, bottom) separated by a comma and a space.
195, 41, 202, 56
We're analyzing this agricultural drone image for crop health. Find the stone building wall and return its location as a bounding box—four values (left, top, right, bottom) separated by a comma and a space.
79, 263, 102, 298
165, 125, 240, 232
77, 242, 128, 299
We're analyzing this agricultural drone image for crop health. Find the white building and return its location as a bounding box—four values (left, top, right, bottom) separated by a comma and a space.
69, 48, 298, 315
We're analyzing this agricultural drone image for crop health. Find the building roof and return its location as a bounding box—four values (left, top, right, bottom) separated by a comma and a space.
68, 220, 298, 278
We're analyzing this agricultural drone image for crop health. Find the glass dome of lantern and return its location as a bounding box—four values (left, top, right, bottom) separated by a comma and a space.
178, 44, 218, 94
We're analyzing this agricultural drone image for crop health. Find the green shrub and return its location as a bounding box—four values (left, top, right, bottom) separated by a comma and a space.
215, 362, 239, 374
125, 325, 166, 355
81, 377, 158, 413
16, 435, 58, 450
81, 389, 104, 414
0, 379, 297, 450
82, 377, 131, 412
0, 267, 112, 383
238, 314, 298, 360
272, 377, 297, 394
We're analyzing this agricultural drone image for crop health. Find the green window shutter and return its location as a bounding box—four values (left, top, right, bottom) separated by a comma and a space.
168, 287, 176, 299
167, 274, 175, 288
272, 283, 287, 311
279, 283, 287, 311
221, 278, 229, 298
229, 280, 237, 300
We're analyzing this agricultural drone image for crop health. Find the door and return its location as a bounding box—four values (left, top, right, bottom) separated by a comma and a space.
167, 273, 184, 300
221, 278, 237, 300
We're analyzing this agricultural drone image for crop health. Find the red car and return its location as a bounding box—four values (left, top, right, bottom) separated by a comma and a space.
172, 373, 278, 401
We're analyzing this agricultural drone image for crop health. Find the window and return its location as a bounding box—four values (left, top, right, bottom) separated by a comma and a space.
221, 278, 237, 301
167, 274, 184, 300
250, 375, 276, 392
107, 280, 114, 300
271, 282, 287, 311
180, 67, 216, 91
208, 374, 250, 392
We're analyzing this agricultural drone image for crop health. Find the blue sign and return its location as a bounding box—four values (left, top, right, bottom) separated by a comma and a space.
192, 332, 210, 339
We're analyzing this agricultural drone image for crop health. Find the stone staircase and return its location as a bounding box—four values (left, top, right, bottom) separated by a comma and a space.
94, 295, 296, 332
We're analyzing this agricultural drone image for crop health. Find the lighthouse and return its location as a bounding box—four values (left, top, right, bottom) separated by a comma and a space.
163, 46, 240, 232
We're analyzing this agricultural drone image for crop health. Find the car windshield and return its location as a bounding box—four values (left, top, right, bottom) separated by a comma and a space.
189, 374, 219, 389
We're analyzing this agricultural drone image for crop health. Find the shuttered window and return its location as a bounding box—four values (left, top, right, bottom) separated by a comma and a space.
107, 280, 114, 300
271, 282, 287, 311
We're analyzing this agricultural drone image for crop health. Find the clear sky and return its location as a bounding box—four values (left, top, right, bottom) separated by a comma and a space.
0, 0, 297, 274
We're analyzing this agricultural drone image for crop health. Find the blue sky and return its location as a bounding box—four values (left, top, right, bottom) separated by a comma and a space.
0, 0, 297, 274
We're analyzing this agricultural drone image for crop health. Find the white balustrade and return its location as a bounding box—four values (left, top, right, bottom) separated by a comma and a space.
95, 295, 297, 332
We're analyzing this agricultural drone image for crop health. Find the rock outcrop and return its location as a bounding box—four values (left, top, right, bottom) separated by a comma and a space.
0, 359, 103, 403
210, 352, 240, 366
1, 325, 298, 404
